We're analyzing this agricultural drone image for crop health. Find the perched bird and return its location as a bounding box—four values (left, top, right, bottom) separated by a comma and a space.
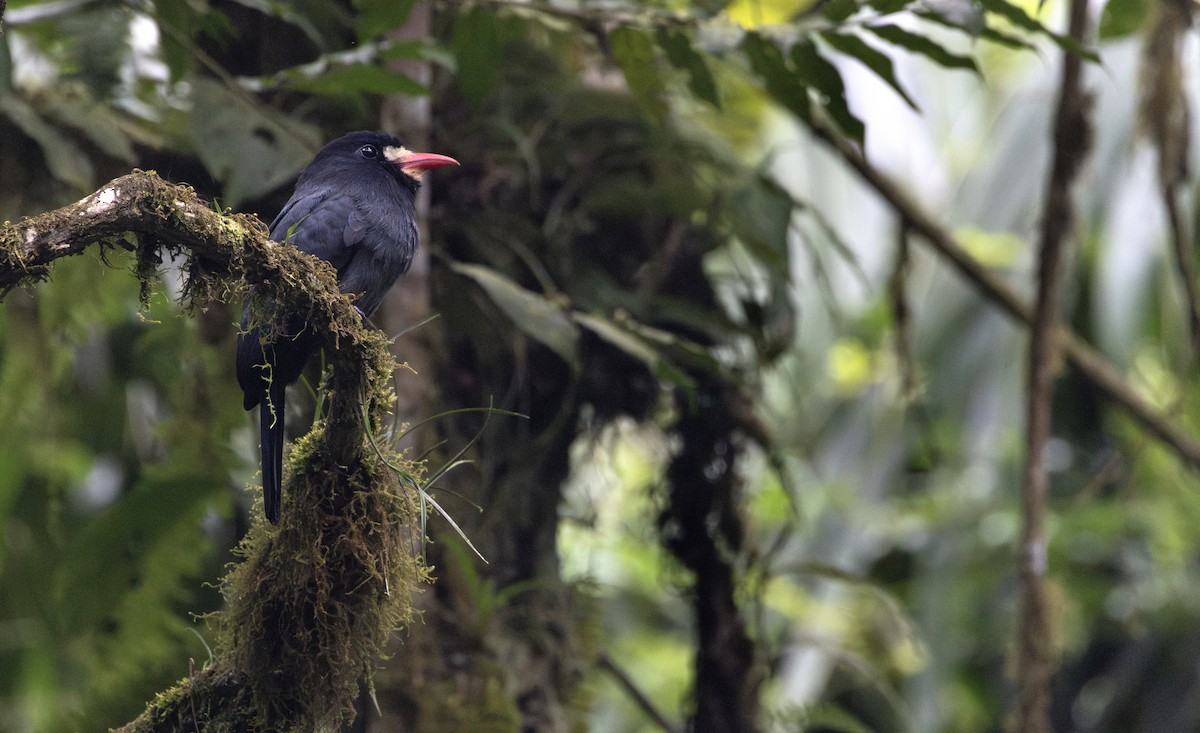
236, 131, 458, 524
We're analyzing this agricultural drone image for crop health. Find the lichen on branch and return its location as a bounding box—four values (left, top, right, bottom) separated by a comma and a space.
0, 171, 427, 732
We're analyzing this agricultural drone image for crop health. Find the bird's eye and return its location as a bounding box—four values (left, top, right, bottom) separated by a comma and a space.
358, 145, 379, 159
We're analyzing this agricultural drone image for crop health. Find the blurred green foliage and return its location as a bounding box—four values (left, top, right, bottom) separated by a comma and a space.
0, 0, 1197, 731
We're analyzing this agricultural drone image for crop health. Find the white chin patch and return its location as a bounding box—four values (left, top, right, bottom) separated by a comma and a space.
384, 145, 422, 180
383, 145, 410, 163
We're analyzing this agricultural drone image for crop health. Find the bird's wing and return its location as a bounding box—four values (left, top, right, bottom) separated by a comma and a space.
269, 189, 359, 273
237, 189, 355, 410
335, 205, 420, 318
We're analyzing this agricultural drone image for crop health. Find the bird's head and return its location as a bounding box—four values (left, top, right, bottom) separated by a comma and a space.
300, 131, 459, 190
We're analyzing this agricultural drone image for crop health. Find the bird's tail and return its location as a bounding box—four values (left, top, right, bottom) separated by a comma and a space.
261, 378, 286, 524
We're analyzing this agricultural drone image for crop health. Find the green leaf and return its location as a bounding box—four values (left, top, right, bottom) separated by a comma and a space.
356, 0, 417, 41
288, 64, 427, 96
655, 27, 721, 108
978, 23, 1038, 50
732, 173, 794, 268
803, 702, 876, 733
822, 0, 860, 22
450, 262, 580, 368
610, 26, 669, 124
1098, 0, 1151, 40
867, 0, 913, 14
866, 24, 979, 73
573, 312, 695, 389
741, 33, 811, 122
974, 0, 1049, 31
919, 0, 986, 34
453, 7, 523, 104
0, 96, 94, 190
379, 39, 430, 62
620, 319, 723, 376
155, 0, 198, 81
40, 91, 137, 162
790, 39, 864, 143
976, 0, 1101, 61
189, 78, 322, 208
228, 0, 326, 48
819, 32, 919, 111
913, 2, 1033, 49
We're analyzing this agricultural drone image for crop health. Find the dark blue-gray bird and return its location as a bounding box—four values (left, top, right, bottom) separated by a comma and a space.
236, 131, 458, 524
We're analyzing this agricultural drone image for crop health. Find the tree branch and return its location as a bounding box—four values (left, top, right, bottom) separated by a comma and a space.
596, 652, 682, 733
0, 172, 423, 732
661, 380, 761, 733
1, 172, 384, 441
1016, 0, 1093, 726
2, 0, 102, 27
808, 125, 1200, 470
1143, 0, 1198, 357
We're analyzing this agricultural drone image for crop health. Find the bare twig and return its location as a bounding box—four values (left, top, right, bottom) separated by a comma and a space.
1163, 187, 1198, 353
1142, 0, 1198, 356
890, 221, 918, 400
1015, 0, 1093, 726
446, 0, 646, 28
807, 126, 1200, 470
596, 652, 682, 733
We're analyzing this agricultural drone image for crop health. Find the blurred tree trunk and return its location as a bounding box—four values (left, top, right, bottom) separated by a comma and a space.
357, 4, 772, 731
367, 5, 581, 733
376, 0, 438, 446
662, 379, 761, 733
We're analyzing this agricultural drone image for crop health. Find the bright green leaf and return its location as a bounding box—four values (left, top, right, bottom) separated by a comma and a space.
1099, 0, 1152, 40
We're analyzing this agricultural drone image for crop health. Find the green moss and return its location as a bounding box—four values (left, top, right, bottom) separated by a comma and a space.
218, 427, 427, 731
417, 675, 521, 732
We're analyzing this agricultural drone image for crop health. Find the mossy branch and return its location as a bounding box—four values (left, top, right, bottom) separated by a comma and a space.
0, 171, 426, 732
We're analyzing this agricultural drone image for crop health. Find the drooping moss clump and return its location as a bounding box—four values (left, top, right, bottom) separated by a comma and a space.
218, 425, 427, 731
